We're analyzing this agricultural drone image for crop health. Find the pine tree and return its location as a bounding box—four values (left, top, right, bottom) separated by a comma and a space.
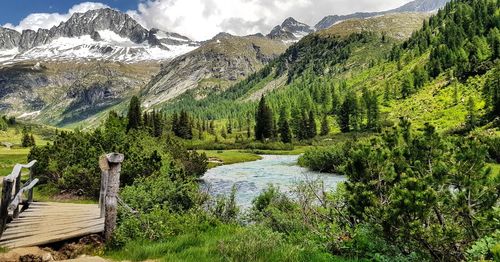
209, 121, 216, 135
178, 111, 193, 139
320, 114, 330, 136
21, 127, 35, 147
383, 82, 391, 105
246, 125, 251, 139
331, 86, 341, 115
484, 64, 500, 118
453, 81, 460, 105
221, 127, 227, 139
172, 113, 179, 135
227, 117, 233, 134
126, 96, 142, 131
401, 74, 414, 99
278, 108, 292, 143
338, 91, 359, 133
297, 110, 309, 140
30, 134, 35, 146
153, 111, 163, 137
255, 96, 274, 141
308, 110, 317, 139
466, 97, 477, 130
363, 89, 380, 130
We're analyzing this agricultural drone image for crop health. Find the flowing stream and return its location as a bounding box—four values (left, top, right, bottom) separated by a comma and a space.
201, 155, 347, 208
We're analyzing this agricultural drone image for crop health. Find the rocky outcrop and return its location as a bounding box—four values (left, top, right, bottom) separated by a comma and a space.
0, 27, 21, 49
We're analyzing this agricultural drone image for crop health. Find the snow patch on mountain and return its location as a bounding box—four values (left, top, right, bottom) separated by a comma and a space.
0, 33, 198, 64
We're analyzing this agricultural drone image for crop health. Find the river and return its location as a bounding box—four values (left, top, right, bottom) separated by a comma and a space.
201, 155, 347, 208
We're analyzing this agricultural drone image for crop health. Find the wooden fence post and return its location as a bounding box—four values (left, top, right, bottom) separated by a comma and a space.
0, 178, 13, 238
98, 156, 110, 218
12, 176, 21, 218
104, 153, 124, 242
27, 165, 34, 204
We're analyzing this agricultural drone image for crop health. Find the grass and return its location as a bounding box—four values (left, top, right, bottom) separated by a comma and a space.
0, 125, 54, 176
0, 148, 30, 176
489, 163, 500, 178
32, 185, 97, 204
106, 225, 345, 262
199, 150, 262, 168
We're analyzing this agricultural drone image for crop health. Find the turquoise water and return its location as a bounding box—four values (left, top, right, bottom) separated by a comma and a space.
201, 155, 346, 208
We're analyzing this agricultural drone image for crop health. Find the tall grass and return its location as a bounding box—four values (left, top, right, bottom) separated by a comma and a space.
106, 225, 345, 262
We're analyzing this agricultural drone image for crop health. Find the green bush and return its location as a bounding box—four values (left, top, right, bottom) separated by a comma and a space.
114, 171, 210, 246
298, 144, 350, 173
466, 230, 500, 261
29, 115, 208, 197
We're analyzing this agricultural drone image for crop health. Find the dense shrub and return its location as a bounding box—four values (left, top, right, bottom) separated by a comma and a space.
298, 144, 350, 173
29, 113, 208, 197
113, 170, 210, 246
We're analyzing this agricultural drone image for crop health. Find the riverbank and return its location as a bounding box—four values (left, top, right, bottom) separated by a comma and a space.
201, 154, 346, 208
199, 150, 263, 168
200, 145, 320, 169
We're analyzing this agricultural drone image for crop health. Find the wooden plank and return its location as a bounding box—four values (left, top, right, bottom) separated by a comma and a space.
1, 223, 104, 247
3, 218, 104, 234
1, 224, 104, 248
0, 202, 104, 248
0, 220, 104, 242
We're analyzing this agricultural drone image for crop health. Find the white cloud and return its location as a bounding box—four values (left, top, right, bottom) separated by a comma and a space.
129, 0, 412, 41
3, 2, 109, 32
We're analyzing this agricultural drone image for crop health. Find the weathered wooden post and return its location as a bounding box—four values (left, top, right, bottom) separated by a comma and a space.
0, 177, 13, 237
98, 156, 110, 218
12, 175, 21, 218
27, 165, 34, 204
103, 153, 124, 242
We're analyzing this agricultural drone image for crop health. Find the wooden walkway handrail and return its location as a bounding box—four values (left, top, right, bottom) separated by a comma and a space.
8, 179, 39, 212
0, 160, 37, 239
0, 153, 125, 247
4, 161, 37, 182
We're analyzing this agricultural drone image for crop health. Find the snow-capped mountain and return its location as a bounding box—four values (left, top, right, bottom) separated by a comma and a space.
0, 8, 199, 64
267, 17, 314, 42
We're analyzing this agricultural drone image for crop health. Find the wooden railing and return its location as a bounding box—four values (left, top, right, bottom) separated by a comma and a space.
0, 153, 124, 242
0, 160, 38, 238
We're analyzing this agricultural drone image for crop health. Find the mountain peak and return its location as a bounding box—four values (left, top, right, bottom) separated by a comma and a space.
282, 17, 299, 25
268, 17, 314, 42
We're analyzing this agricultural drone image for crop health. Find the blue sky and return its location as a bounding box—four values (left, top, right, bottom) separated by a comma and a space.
0, 0, 136, 26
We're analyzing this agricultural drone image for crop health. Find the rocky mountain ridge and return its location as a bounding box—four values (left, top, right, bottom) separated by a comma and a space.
315, 0, 450, 30
0, 8, 198, 63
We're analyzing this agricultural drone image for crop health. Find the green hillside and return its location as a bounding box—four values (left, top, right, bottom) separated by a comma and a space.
158, 3, 498, 140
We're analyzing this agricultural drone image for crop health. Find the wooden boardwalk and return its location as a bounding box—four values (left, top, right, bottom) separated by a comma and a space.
0, 202, 104, 248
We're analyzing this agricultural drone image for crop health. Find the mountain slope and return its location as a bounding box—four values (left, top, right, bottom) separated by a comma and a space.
0, 61, 159, 127
160, 0, 499, 138
142, 33, 288, 108
158, 13, 430, 118
315, 0, 450, 30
